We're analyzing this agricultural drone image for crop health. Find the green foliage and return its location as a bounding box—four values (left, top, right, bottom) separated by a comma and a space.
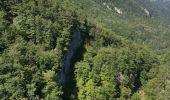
75, 34, 159, 99
0, 0, 170, 99
0, 0, 77, 99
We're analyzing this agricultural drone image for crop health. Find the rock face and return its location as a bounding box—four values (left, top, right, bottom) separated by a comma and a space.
107, 5, 112, 10
114, 7, 122, 14
103, 2, 123, 14
141, 7, 150, 16
60, 29, 82, 89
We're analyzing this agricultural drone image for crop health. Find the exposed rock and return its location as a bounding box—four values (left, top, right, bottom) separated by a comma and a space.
141, 7, 150, 16
107, 5, 112, 10
114, 7, 122, 14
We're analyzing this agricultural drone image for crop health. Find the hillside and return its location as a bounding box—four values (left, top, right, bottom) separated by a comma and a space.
0, 0, 170, 100
71, 0, 170, 50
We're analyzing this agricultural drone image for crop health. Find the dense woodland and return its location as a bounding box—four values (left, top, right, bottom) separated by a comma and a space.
0, 0, 170, 100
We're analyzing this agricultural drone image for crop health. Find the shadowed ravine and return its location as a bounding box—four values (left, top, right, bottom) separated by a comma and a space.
59, 29, 82, 99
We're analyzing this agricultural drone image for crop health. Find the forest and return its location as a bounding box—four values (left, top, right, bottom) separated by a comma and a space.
0, 0, 170, 100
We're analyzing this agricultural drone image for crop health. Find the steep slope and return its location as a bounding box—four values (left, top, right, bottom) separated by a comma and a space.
71, 0, 170, 50
70, 0, 170, 99
152, 0, 170, 24
0, 0, 170, 100
0, 0, 78, 99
